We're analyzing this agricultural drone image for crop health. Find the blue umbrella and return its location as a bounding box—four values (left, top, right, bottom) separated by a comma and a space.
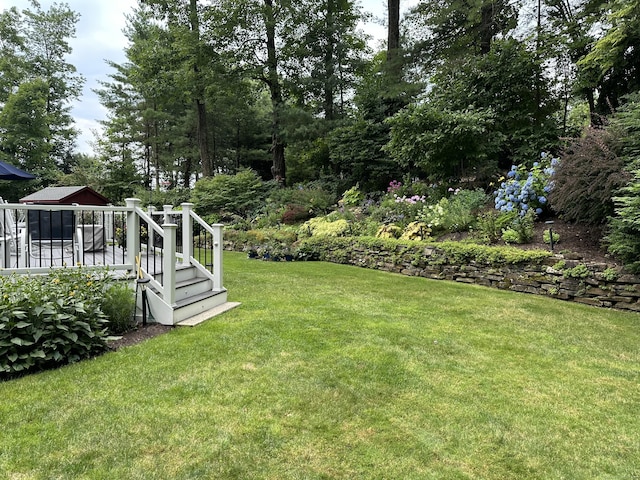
0, 160, 36, 180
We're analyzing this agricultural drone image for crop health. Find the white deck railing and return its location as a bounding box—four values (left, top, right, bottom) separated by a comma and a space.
0, 199, 224, 301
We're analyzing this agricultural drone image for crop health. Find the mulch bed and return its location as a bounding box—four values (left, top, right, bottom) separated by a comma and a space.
107, 324, 173, 350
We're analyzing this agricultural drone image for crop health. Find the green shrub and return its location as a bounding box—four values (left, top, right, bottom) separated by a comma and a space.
101, 282, 136, 335
420, 189, 489, 234
473, 210, 516, 243
563, 264, 590, 279
501, 228, 522, 244
607, 170, 640, 272
543, 229, 560, 245
501, 211, 535, 244
602, 267, 619, 281
340, 184, 365, 207
299, 216, 351, 237
376, 224, 403, 239
400, 222, 431, 241
296, 236, 552, 266
1, 268, 112, 379
191, 169, 269, 218
442, 189, 489, 232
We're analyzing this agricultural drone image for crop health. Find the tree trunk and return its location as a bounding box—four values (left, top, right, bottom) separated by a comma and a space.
264, 0, 286, 185
324, 0, 336, 121
387, 0, 401, 78
189, 0, 212, 177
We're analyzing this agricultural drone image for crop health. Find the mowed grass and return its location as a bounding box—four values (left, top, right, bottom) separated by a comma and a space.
1, 252, 639, 479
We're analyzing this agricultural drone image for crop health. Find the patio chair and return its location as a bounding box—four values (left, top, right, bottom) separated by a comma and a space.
26, 209, 75, 264
0, 198, 27, 268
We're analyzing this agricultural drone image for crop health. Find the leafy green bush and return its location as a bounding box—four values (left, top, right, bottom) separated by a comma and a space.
607, 169, 640, 272
340, 184, 365, 207
1, 268, 113, 379
419, 189, 489, 233
563, 264, 590, 279
501, 210, 535, 244
473, 210, 516, 244
543, 229, 560, 245
191, 169, 269, 218
296, 236, 552, 266
101, 282, 136, 335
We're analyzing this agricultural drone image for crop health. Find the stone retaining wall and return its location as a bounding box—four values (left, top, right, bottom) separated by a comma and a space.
307, 243, 640, 312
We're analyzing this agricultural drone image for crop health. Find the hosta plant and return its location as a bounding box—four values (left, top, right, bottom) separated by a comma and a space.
1, 268, 113, 379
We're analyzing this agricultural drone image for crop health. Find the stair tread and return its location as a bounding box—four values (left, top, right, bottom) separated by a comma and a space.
174, 289, 227, 309
176, 276, 210, 288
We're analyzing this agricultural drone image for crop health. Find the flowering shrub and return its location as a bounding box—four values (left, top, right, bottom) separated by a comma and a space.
494, 153, 558, 217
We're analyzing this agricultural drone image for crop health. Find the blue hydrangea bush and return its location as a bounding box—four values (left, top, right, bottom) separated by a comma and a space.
494, 153, 559, 217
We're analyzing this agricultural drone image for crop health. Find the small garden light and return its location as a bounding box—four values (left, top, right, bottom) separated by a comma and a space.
545, 220, 555, 252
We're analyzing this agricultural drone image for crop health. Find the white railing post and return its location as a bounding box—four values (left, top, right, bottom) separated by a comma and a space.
163, 205, 172, 224
181, 203, 194, 265
163, 223, 177, 305
125, 198, 141, 269
212, 224, 223, 290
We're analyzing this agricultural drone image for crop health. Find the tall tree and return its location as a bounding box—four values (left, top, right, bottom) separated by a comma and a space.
209, 0, 293, 184
578, 0, 640, 115
0, 1, 83, 179
22, 1, 84, 172
141, 0, 215, 177
0, 7, 25, 107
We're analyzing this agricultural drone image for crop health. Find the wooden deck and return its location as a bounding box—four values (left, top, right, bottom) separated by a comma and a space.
1, 241, 166, 275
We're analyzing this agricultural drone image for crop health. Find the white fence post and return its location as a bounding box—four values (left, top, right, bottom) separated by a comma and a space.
125, 198, 141, 269
181, 203, 194, 265
212, 224, 223, 290
163, 223, 177, 305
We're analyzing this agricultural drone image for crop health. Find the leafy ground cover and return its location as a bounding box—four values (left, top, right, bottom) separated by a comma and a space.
1, 252, 639, 479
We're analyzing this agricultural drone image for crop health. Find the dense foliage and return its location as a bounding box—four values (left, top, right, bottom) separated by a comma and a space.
3, 0, 640, 269
0, 268, 134, 379
549, 128, 628, 224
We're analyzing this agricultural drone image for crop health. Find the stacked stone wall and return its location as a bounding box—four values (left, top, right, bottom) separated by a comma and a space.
314, 244, 640, 312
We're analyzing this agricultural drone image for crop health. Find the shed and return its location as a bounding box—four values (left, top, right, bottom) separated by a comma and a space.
20, 186, 110, 206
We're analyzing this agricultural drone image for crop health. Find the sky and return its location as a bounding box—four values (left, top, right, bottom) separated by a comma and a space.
0, 0, 415, 155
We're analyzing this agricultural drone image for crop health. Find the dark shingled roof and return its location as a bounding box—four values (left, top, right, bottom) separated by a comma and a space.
20, 186, 110, 205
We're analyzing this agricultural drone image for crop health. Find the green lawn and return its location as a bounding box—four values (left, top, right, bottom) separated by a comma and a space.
1, 252, 639, 479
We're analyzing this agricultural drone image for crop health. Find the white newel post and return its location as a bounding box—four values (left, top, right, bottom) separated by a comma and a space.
162, 205, 172, 224
181, 203, 194, 265
163, 223, 177, 305
212, 224, 223, 290
125, 198, 141, 269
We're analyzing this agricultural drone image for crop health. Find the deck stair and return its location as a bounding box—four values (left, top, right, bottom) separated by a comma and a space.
142, 263, 230, 326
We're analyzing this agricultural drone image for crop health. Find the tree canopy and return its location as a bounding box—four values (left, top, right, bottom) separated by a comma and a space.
2, 0, 640, 203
